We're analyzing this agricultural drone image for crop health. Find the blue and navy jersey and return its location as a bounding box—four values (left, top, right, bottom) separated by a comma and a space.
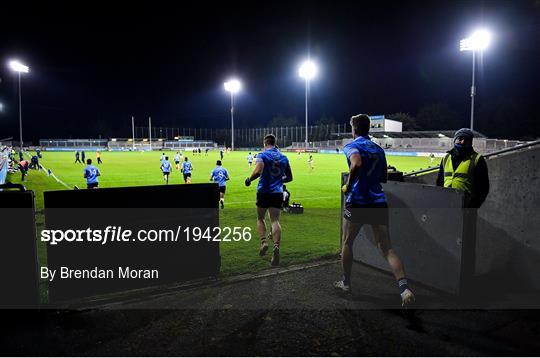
211, 166, 229, 187
182, 161, 192, 174
343, 136, 387, 205
84, 165, 100, 184
161, 160, 172, 173
256, 147, 290, 194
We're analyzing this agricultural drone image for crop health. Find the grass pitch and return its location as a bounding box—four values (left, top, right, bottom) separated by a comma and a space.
8, 150, 434, 277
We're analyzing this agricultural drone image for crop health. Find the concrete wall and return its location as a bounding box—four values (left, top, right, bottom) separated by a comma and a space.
405, 145, 540, 291
475, 146, 540, 290
350, 182, 467, 294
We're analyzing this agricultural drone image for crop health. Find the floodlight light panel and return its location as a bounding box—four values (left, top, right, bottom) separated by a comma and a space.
460, 30, 491, 51
224, 79, 241, 93
470, 30, 491, 50
9, 60, 29, 73
460, 38, 473, 51
298, 61, 317, 79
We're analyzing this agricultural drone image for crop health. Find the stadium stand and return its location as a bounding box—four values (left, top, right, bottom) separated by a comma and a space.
107, 138, 153, 151
163, 139, 215, 150
107, 138, 216, 150
40, 139, 108, 151
288, 130, 526, 155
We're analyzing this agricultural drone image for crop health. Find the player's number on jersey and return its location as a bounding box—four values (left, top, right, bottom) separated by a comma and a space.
270, 160, 281, 177
366, 154, 380, 177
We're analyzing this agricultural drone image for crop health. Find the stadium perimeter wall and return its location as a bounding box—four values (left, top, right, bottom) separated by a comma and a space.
0, 148, 9, 185
404, 145, 540, 290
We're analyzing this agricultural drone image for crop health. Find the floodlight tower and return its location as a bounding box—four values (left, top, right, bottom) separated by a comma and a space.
298, 60, 317, 146
460, 29, 491, 131
8, 60, 29, 151
224, 79, 241, 151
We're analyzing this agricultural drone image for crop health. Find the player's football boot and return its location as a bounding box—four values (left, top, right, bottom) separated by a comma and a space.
333, 280, 351, 293
401, 288, 415, 308
259, 239, 269, 256
270, 245, 280, 266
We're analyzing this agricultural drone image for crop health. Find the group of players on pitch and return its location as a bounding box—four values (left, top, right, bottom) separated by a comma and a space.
159, 152, 195, 185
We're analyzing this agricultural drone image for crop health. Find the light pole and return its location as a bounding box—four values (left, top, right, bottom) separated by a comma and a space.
131, 116, 135, 151
224, 79, 241, 151
460, 29, 491, 131
298, 60, 317, 146
8, 60, 29, 151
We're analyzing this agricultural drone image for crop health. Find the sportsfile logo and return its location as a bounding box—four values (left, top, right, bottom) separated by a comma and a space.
40, 226, 252, 245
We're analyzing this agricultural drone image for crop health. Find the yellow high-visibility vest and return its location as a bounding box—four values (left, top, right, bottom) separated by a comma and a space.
443, 152, 481, 194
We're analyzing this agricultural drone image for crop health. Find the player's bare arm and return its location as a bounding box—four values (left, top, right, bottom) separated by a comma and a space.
343, 153, 362, 192
245, 162, 264, 186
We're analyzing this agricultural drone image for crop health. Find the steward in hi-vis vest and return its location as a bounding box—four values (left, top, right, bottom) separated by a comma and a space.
436, 128, 490, 208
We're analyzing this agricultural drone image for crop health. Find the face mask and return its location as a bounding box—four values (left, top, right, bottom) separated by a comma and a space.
454, 142, 472, 156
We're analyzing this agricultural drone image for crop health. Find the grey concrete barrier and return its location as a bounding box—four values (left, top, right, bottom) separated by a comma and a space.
341, 175, 469, 294
403, 144, 540, 292
0, 185, 39, 308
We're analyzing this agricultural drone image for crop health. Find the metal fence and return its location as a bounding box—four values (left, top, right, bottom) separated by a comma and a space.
135, 124, 350, 148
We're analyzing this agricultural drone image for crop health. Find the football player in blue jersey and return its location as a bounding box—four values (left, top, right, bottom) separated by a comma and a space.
181, 156, 193, 184
83, 158, 101, 189
210, 160, 230, 209
160, 156, 172, 184
174, 151, 182, 170
337, 114, 414, 307
245, 134, 293, 266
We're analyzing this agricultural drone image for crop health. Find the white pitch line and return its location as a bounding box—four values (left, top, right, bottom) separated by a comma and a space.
25, 153, 72, 190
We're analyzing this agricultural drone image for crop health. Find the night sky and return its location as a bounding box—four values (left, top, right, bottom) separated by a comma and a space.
0, 1, 538, 142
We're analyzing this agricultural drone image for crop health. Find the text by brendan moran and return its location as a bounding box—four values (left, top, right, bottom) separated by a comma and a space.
41, 266, 159, 281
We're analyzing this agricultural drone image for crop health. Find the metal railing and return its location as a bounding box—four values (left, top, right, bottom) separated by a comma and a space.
404, 139, 540, 177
